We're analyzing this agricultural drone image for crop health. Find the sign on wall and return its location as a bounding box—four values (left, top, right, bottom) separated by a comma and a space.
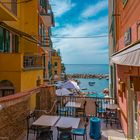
124, 27, 131, 46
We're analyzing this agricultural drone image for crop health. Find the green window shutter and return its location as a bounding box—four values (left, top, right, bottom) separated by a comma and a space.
122, 0, 128, 5
15, 35, 19, 53
5, 30, 10, 52
40, 0, 47, 8
40, 0, 42, 5
0, 27, 4, 52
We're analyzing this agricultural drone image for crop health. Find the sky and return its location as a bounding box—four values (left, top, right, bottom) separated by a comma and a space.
50, 0, 108, 64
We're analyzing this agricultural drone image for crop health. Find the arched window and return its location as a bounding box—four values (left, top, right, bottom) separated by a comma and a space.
0, 80, 15, 97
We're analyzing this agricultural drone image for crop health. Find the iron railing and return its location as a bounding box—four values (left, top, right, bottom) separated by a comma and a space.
56, 95, 116, 118
23, 55, 43, 69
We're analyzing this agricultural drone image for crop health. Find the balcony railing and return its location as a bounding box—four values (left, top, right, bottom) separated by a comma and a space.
39, 1, 55, 27
23, 55, 43, 69
56, 95, 116, 117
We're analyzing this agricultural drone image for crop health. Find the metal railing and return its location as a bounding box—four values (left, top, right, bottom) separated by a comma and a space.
23, 55, 43, 69
56, 95, 116, 118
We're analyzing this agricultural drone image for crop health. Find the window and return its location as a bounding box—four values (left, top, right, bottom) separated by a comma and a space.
40, 0, 47, 8
12, 34, 19, 53
138, 25, 140, 40
54, 71, 57, 74
0, 28, 10, 53
4, 30, 10, 52
122, 0, 128, 6
0, 27, 4, 52
54, 62, 58, 67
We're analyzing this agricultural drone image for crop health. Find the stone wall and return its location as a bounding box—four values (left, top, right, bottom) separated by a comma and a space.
0, 98, 30, 140
36, 85, 56, 112
0, 85, 56, 140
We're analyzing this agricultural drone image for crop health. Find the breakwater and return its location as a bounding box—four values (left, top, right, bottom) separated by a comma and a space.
66, 74, 109, 79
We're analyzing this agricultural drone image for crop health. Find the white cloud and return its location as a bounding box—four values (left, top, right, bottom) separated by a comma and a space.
52, 0, 76, 17
52, 16, 108, 64
81, 0, 108, 18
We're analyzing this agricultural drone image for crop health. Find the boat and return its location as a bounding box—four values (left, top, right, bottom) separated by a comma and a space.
81, 88, 87, 90
106, 77, 109, 80
88, 82, 95, 86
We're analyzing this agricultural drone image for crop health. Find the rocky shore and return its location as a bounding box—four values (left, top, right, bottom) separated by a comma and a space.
66, 73, 109, 79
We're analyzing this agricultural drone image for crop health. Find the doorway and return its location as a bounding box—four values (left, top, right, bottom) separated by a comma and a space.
127, 76, 139, 138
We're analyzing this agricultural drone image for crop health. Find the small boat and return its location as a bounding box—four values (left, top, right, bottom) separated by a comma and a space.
106, 77, 109, 80
88, 82, 95, 86
81, 88, 87, 90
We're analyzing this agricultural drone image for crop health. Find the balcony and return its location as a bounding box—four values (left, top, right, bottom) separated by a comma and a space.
39, 3, 55, 27
23, 54, 43, 70
0, 0, 17, 21
0, 53, 43, 72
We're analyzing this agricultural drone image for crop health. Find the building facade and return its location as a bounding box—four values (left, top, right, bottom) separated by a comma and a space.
109, 0, 140, 138
0, 0, 57, 110
51, 50, 62, 81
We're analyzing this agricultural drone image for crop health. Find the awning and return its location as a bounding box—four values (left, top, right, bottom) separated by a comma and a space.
111, 43, 140, 66
0, 22, 40, 44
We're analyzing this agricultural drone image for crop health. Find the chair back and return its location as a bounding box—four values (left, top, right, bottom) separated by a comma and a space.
83, 101, 87, 109
26, 112, 36, 129
57, 126, 72, 132
95, 101, 99, 108
57, 126, 72, 140
84, 117, 89, 129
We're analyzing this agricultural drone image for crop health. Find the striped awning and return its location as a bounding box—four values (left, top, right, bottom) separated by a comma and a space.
111, 43, 140, 66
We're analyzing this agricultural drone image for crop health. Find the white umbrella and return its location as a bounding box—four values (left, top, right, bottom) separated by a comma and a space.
62, 80, 80, 90
56, 88, 72, 96
54, 81, 64, 88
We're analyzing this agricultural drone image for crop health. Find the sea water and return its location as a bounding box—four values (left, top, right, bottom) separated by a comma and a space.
65, 64, 109, 93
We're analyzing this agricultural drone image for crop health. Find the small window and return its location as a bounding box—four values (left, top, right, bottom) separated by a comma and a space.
54, 62, 57, 66
54, 71, 57, 74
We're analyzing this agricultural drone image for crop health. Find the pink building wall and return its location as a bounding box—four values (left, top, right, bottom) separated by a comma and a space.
114, 0, 140, 136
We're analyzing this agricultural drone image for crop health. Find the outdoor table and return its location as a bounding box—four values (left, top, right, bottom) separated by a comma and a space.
65, 101, 82, 108
55, 117, 80, 129
32, 115, 60, 127
105, 104, 119, 110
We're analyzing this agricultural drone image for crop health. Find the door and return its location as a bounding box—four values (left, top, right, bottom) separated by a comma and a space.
133, 92, 138, 138
127, 76, 139, 138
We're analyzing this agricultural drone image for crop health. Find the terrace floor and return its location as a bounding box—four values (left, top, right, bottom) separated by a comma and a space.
22, 118, 125, 140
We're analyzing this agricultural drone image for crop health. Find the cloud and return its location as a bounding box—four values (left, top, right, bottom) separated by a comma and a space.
81, 0, 108, 18
52, 0, 76, 17
52, 16, 108, 64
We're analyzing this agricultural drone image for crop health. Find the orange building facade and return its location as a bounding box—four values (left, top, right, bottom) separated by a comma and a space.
109, 0, 140, 138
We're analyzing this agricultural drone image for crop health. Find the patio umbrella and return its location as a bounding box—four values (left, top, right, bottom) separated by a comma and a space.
62, 80, 80, 90
56, 88, 72, 96
54, 81, 64, 88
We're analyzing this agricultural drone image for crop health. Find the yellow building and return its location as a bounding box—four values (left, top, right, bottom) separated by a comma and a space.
51, 50, 62, 81
0, 0, 43, 92
0, 0, 47, 110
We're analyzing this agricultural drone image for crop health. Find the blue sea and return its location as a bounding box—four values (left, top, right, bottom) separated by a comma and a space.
65, 64, 109, 93
65, 64, 109, 74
